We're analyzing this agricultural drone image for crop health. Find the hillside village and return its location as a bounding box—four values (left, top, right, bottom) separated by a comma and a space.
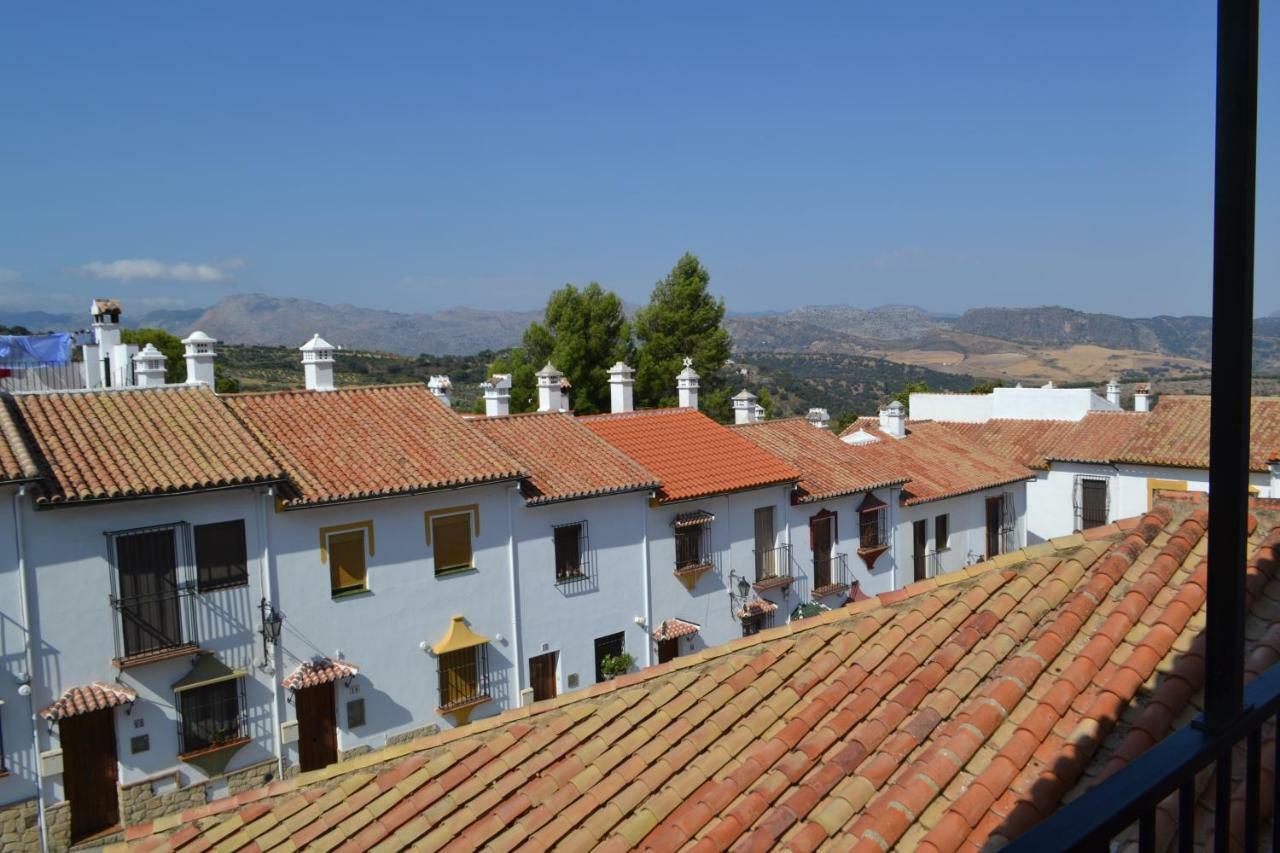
0, 300, 1277, 848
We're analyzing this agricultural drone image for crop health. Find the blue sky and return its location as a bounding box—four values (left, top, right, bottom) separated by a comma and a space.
1, 3, 1275, 318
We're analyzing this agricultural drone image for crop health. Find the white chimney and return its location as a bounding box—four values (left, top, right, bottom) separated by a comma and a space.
754, 403, 766, 422
427, 375, 452, 408
558, 377, 572, 412
1134, 383, 1151, 413
81, 343, 102, 389
676, 357, 699, 410
536, 363, 564, 412
608, 362, 635, 414
182, 331, 217, 387
1270, 461, 1280, 498
132, 344, 167, 388
806, 408, 830, 429
300, 334, 336, 392
88, 298, 122, 387
1106, 378, 1122, 408
732, 390, 758, 425
482, 374, 511, 417
882, 400, 907, 438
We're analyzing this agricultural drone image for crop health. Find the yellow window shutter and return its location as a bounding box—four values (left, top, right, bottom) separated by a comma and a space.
433, 514, 473, 571
329, 531, 367, 592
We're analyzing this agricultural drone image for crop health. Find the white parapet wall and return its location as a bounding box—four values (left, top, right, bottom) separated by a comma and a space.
910, 386, 1120, 423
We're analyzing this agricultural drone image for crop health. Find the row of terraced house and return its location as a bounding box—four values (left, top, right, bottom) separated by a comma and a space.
0, 301, 1278, 848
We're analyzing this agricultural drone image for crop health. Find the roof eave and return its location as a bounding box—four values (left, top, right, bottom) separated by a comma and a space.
655, 477, 801, 505
279, 473, 528, 511
33, 475, 288, 510
902, 473, 1036, 506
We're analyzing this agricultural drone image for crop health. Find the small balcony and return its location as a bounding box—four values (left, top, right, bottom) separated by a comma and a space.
752, 544, 794, 592
811, 552, 850, 600
110, 584, 199, 667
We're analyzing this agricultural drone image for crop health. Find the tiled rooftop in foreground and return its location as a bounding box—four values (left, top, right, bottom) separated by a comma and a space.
115, 493, 1280, 851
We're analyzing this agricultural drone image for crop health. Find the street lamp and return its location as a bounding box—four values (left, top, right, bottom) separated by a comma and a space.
259, 598, 283, 666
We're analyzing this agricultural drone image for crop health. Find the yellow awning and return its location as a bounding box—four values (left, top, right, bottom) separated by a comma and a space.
432, 615, 489, 655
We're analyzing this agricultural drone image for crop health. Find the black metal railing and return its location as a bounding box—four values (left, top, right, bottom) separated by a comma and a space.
812, 552, 850, 597
0, 361, 85, 392
110, 584, 199, 662
1008, 660, 1280, 852
753, 544, 793, 588
177, 677, 247, 756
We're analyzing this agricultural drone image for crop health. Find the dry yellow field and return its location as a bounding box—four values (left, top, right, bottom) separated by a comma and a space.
865, 343, 1209, 383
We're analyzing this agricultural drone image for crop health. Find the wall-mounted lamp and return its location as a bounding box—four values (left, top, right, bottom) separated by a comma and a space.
729, 571, 754, 618
259, 598, 283, 666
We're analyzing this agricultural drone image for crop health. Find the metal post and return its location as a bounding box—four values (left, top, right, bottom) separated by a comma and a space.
1203, 0, 1259, 733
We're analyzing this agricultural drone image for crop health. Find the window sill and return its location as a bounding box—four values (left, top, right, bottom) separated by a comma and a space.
812, 583, 850, 600
752, 575, 793, 592
673, 562, 713, 591
330, 587, 372, 601
179, 736, 250, 776
437, 693, 491, 725
115, 643, 200, 670
178, 735, 250, 763
435, 565, 477, 579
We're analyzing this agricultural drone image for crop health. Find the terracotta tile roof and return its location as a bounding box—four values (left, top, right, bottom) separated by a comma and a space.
119, 495, 1280, 852
842, 420, 1034, 505
281, 658, 359, 691
579, 408, 800, 504
41, 682, 137, 721
224, 384, 525, 508
651, 618, 700, 642
10, 387, 283, 505
0, 398, 38, 483
734, 418, 907, 502
1108, 395, 1280, 472
471, 412, 660, 505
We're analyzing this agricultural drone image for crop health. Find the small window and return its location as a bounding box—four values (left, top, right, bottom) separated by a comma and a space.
1078, 479, 1108, 530
741, 613, 768, 637
178, 679, 245, 755
675, 525, 709, 571
432, 513, 474, 574
593, 632, 625, 684
328, 530, 368, 597
438, 647, 489, 710
195, 520, 248, 591
346, 698, 365, 728
554, 523, 584, 581
858, 495, 888, 551
934, 514, 950, 551
130, 735, 149, 754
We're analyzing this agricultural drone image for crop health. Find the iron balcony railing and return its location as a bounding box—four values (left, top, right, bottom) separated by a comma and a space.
753, 544, 793, 589
110, 583, 199, 663
812, 552, 850, 597
438, 645, 493, 712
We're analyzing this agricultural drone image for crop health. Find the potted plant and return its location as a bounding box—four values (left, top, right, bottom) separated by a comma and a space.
600, 652, 634, 680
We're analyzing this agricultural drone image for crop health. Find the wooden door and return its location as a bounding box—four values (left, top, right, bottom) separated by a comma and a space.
529, 652, 558, 702
913, 520, 928, 581
62, 708, 119, 841
753, 507, 775, 580
296, 684, 338, 772
986, 496, 1003, 560
657, 637, 679, 664
811, 515, 834, 588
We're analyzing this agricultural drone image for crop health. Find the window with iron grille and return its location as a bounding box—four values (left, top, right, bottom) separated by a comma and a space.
1074, 477, 1109, 530
934, 514, 950, 551
110, 524, 197, 660
741, 612, 771, 637
195, 520, 248, 591
177, 678, 246, 755
438, 646, 490, 710
675, 524, 710, 571
593, 632, 625, 683
858, 499, 888, 551
553, 522, 586, 582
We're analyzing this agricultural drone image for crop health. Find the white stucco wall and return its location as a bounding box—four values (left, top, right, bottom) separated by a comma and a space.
268, 481, 516, 751
909, 387, 1119, 424
16, 487, 273, 803
896, 483, 1029, 578
511, 490, 651, 698
908, 394, 994, 423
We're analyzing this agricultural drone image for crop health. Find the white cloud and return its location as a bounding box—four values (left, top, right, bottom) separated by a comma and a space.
77, 258, 238, 283
0, 268, 20, 283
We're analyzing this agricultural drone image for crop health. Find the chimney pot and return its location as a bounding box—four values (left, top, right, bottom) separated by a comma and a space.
132, 343, 168, 387
608, 361, 635, 414
676, 357, 699, 410
428, 375, 452, 408
300, 333, 336, 391
882, 400, 907, 438
536, 363, 565, 412
182, 330, 218, 387
1134, 383, 1152, 413
732, 389, 758, 425
805, 408, 830, 429
483, 373, 512, 417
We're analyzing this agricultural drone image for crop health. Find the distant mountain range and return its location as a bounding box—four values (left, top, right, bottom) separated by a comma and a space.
4, 295, 1279, 372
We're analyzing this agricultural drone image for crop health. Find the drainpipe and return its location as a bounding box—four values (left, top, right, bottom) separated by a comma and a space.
888, 488, 899, 590
641, 493, 653, 667
257, 486, 285, 781
13, 485, 49, 853
507, 485, 523, 694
